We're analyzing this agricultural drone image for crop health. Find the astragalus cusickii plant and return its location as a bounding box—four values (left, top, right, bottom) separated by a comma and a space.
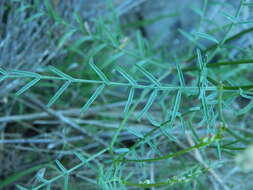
1, 0, 253, 189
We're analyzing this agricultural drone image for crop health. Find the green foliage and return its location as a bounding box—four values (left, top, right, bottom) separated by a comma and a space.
1, 0, 253, 189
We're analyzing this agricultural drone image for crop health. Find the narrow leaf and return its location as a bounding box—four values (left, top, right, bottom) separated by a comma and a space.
175, 61, 185, 86
11, 70, 40, 78
25, 12, 44, 23
194, 32, 219, 44
0, 163, 49, 189
35, 168, 46, 181
89, 43, 107, 58
137, 89, 158, 119
47, 81, 71, 107
146, 113, 160, 126
89, 58, 109, 83
49, 66, 74, 81
55, 160, 67, 173
114, 148, 129, 154
116, 66, 137, 85
80, 84, 105, 113
178, 29, 196, 43
201, 90, 209, 122
74, 12, 86, 33
191, 6, 204, 16
220, 11, 237, 23
16, 4, 31, 13
239, 89, 253, 99
71, 36, 93, 49
44, 0, 62, 22
58, 28, 77, 48
238, 100, 253, 115
179, 29, 204, 49
197, 49, 204, 69
137, 31, 145, 56
104, 27, 118, 47
126, 127, 144, 138
16, 78, 40, 96
102, 51, 124, 68
124, 87, 135, 113
74, 152, 86, 163
135, 61, 160, 86
171, 90, 182, 123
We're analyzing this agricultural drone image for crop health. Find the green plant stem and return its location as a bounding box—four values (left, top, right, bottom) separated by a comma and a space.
182, 59, 253, 72
116, 140, 214, 163
185, 26, 253, 63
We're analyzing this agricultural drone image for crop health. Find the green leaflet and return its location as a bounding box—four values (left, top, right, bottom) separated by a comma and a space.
220, 11, 237, 23
104, 26, 118, 47
171, 90, 182, 123
14, 148, 108, 190
0, 163, 50, 189
11, 70, 40, 78
74, 12, 86, 34
55, 160, 67, 173
24, 12, 44, 23
74, 151, 87, 163
179, 29, 195, 42
47, 81, 71, 107
191, 5, 204, 17
89, 58, 109, 83
178, 29, 204, 49
15, 4, 32, 14
137, 89, 158, 120
116, 66, 137, 85
194, 31, 219, 44
58, 28, 77, 49
80, 84, 105, 113
114, 148, 129, 154
44, 0, 62, 22
102, 51, 125, 69
196, 49, 210, 123
197, 49, 204, 69
16, 78, 40, 96
88, 43, 107, 58
238, 100, 253, 115
49, 66, 74, 81
72, 36, 93, 48
124, 87, 135, 114
126, 127, 144, 139
175, 61, 185, 87
137, 31, 145, 57
135, 61, 161, 86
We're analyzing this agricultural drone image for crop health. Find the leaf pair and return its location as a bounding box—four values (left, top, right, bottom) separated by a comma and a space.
80, 58, 109, 113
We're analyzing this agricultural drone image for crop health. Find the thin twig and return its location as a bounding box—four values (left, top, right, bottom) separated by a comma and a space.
0, 136, 84, 144
0, 101, 127, 123
23, 94, 109, 147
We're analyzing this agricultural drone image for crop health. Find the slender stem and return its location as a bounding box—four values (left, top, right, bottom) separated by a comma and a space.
185, 26, 253, 63
182, 59, 253, 72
